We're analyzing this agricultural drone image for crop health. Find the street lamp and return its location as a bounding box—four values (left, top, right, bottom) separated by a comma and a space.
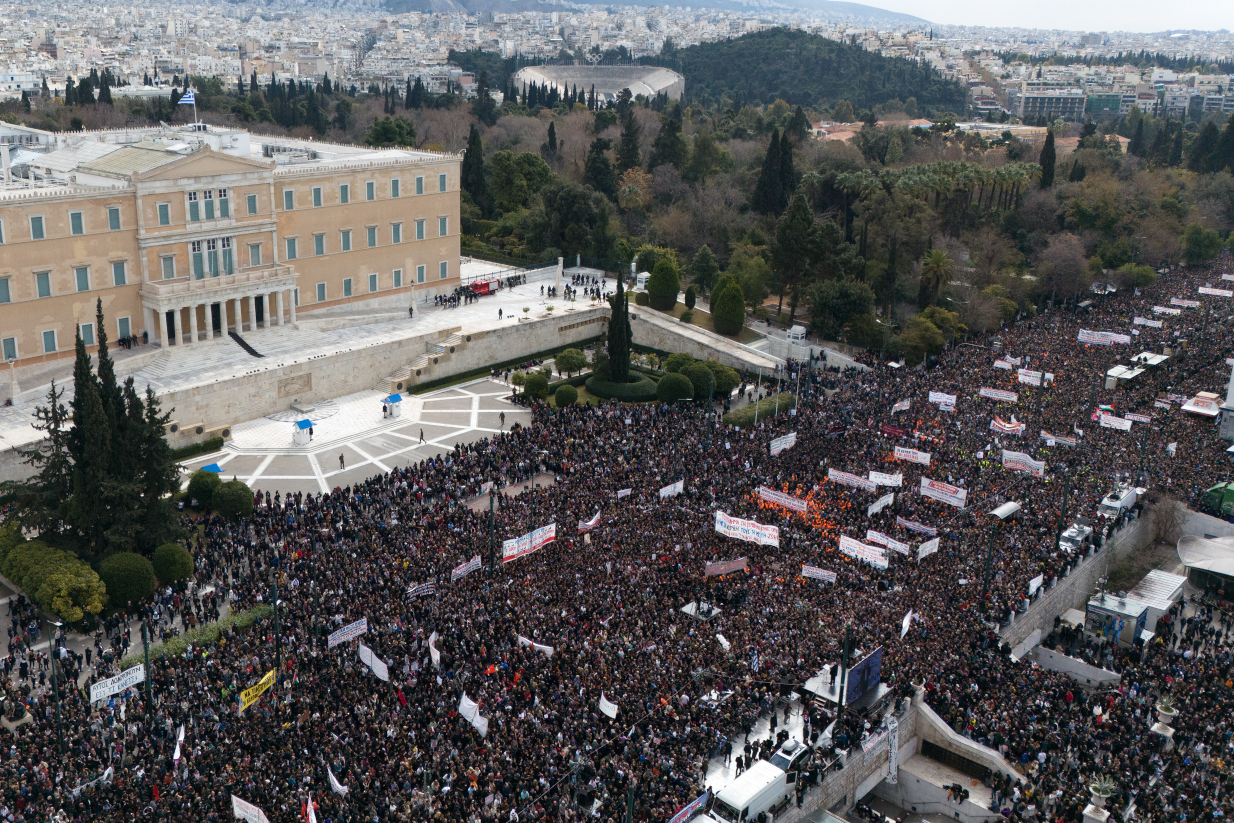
45, 618, 65, 756
875, 318, 891, 362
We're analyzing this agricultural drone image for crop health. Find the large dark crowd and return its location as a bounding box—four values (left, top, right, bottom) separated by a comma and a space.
3, 252, 1234, 823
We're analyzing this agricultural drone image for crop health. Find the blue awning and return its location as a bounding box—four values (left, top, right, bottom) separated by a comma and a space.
295, 419, 313, 430
201, 463, 223, 473
385, 394, 403, 403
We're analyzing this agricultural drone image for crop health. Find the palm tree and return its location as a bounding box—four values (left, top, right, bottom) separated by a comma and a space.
918, 249, 954, 309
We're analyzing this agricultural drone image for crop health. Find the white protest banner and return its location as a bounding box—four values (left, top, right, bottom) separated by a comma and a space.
891, 399, 911, 413
599, 693, 619, 719
705, 557, 748, 577
993, 359, 1013, 370
428, 631, 441, 667
802, 565, 837, 583
1171, 297, 1201, 308
1125, 413, 1152, 424
1199, 286, 1234, 297
917, 537, 940, 561
357, 643, 390, 682
1077, 329, 1112, 345
1002, 449, 1046, 478
979, 387, 1018, 403
577, 509, 601, 533
328, 618, 368, 649
1028, 574, 1045, 596
1108, 333, 1132, 344
90, 663, 145, 703
1100, 413, 1132, 431
1154, 305, 1182, 315
868, 492, 895, 517
866, 530, 911, 555
1167, 442, 1177, 456
658, 479, 684, 499
458, 693, 489, 738
328, 766, 349, 796
232, 795, 271, 823
1040, 430, 1077, 447
173, 724, 185, 767
517, 635, 555, 657
1004, 355, 1023, 366
715, 510, 781, 546
1224, 273, 1234, 282
451, 556, 482, 582
1154, 400, 1172, 410
716, 634, 731, 651
929, 391, 957, 407
991, 415, 1026, 435
869, 471, 903, 488
502, 523, 556, 564
616, 488, 632, 499
839, 534, 888, 570
901, 610, 913, 640
920, 477, 967, 508
756, 485, 808, 514
893, 445, 931, 466
1133, 316, 1163, 328
897, 516, 937, 536
828, 468, 877, 492
1017, 369, 1043, 386
770, 432, 798, 456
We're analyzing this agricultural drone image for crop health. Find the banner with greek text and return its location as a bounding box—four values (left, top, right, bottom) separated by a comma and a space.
920, 477, 967, 508
839, 534, 888, 570
1153, 305, 1182, 315
599, 693, 619, 719
616, 488, 632, 499
1099, 413, 1132, 431
1125, 413, 1152, 423
891, 399, 911, 413
1170, 298, 1201, 308
893, 445, 931, 465
802, 565, 837, 583
90, 663, 146, 703
1017, 369, 1043, 387
770, 432, 797, 456
715, 511, 781, 546
917, 537, 939, 561
577, 509, 601, 533
993, 359, 1013, 370
239, 670, 275, 713
866, 530, 911, 555
929, 391, 957, 407
1040, 430, 1076, 447
1133, 317, 1163, 328
979, 387, 1018, 403
991, 415, 1026, 435
1199, 287, 1233, 297
451, 556, 482, 582
881, 424, 908, 437
705, 557, 748, 577
232, 795, 271, 823
328, 618, 368, 649
1028, 574, 1045, 596
756, 485, 808, 514
868, 492, 895, 517
1002, 449, 1045, 478
502, 523, 557, 564
669, 791, 712, 823
1078, 329, 1112, 345
658, 479, 684, 499
828, 468, 877, 492
869, 471, 902, 488
897, 516, 937, 536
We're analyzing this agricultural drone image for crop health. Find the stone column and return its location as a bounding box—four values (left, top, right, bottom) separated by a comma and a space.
142, 305, 154, 343
248, 295, 257, 331
154, 308, 166, 348
233, 298, 243, 333
220, 299, 230, 335
275, 290, 285, 326
188, 303, 199, 344
288, 289, 297, 324
168, 308, 179, 346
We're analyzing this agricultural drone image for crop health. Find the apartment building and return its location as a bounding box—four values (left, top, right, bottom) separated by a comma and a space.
1008, 83, 1087, 121
0, 124, 460, 369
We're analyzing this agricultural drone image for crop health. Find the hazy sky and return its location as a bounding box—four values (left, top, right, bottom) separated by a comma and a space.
868, 0, 1233, 34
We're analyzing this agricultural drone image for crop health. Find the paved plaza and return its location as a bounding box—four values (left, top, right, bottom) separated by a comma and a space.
179, 378, 531, 495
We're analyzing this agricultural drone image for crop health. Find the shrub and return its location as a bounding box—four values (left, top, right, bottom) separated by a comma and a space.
705, 361, 741, 397
554, 347, 588, 376
1, 539, 106, 623
656, 372, 695, 402
722, 393, 798, 426
684, 363, 717, 400
585, 373, 659, 401
524, 372, 550, 400
121, 604, 273, 669
680, 310, 694, 323
510, 372, 526, 387
1183, 223, 1222, 264
647, 258, 682, 311
664, 352, 696, 373
99, 552, 156, 613
634, 291, 650, 306
712, 282, 747, 336
187, 469, 222, 509
684, 285, 697, 310
554, 384, 579, 407
170, 437, 225, 461
214, 480, 255, 521
0, 520, 23, 565
153, 543, 195, 584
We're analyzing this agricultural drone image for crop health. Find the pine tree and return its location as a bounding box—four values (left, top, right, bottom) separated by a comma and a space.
94, 299, 122, 427
1038, 129, 1056, 189
11, 382, 73, 536
21, 91, 30, 112
461, 124, 487, 213
616, 110, 641, 171
648, 108, 687, 170
777, 131, 795, 207
1188, 122, 1220, 172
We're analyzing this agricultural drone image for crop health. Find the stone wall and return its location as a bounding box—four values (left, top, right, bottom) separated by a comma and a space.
1030, 647, 1122, 687
629, 309, 782, 373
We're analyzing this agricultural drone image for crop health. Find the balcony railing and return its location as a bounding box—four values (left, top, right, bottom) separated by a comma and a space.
140, 265, 296, 297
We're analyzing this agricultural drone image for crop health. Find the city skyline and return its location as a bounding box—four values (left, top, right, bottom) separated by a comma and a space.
873, 0, 1233, 35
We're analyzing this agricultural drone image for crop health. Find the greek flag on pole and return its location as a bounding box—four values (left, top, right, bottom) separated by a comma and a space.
179, 89, 195, 105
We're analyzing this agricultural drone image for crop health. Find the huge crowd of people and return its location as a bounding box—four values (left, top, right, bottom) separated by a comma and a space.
3, 252, 1234, 823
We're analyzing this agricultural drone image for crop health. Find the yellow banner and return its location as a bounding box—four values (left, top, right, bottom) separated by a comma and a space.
239, 670, 275, 713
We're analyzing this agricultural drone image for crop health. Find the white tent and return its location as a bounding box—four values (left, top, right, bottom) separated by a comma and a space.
1177, 534, 1234, 577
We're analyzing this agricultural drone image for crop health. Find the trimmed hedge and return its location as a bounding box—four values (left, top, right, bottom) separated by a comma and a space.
171, 437, 225, 461
99, 552, 156, 613
121, 604, 274, 669
524, 372, 550, 400
0, 538, 106, 623
554, 384, 579, 406
712, 282, 747, 336
153, 543, 195, 584
684, 362, 717, 400
585, 373, 659, 401
722, 393, 798, 426
657, 372, 694, 402
410, 336, 604, 395
634, 291, 650, 306
187, 469, 222, 508
214, 480, 255, 522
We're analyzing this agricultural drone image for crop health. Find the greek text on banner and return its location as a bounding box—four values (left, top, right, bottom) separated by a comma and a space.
802, 565, 837, 583
919, 477, 967, 508
828, 468, 877, 492
770, 432, 797, 456
867, 492, 894, 517
756, 485, 808, 513
502, 523, 556, 563
705, 557, 748, 577
240, 670, 275, 713
893, 445, 931, 465
839, 534, 888, 570
715, 511, 780, 546
979, 387, 1018, 403
90, 663, 146, 703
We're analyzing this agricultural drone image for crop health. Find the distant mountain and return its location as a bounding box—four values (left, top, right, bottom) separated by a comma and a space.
386, 0, 927, 27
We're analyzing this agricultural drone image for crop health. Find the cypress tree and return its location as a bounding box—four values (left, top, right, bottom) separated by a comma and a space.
616, 110, 641, 171
607, 270, 632, 384
1168, 129, 1184, 167
583, 137, 616, 198
1127, 119, 1144, 156
777, 130, 795, 208
461, 124, 487, 213
405, 78, 413, 109
751, 129, 784, 214
66, 331, 111, 553
1038, 129, 1056, 189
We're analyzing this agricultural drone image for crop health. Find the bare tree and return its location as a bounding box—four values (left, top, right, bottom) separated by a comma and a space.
1149, 495, 1187, 546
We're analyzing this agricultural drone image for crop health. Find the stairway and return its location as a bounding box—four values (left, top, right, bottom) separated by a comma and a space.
228, 331, 264, 358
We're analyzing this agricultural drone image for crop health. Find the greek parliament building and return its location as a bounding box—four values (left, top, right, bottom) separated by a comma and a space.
0, 122, 460, 369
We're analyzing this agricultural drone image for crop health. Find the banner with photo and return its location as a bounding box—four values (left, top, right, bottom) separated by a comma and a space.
979, 387, 1018, 403
802, 565, 837, 583
328, 618, 368, 649
919, 477, 967, 508
897, 516, 937, 536
839, 534, 889, 570
756, 485, 808, 514
917, 537, 940, 561
659, 479, 684, 499
867, 492, 894, 517
828, 468, 877, 492
1002, 449, 1046, 478
705, 557, 748, 577
991, 415, 1026, 435
770, 432, 797, 456
502, 523, 557, 564
893, 445, 931, 465
715, 511, 781, 546
869, 471, 902, 488
451, 556, 482, 582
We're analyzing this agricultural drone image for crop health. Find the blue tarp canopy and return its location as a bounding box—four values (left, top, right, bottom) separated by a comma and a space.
295, 419, 313, 430
201, 463, 223, 473
385, 394, 402, 403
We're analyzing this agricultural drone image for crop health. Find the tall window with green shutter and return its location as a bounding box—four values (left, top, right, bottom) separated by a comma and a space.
415, 176, 424, 195
393, 269, 402, 288
343, 278, 353, 297
70, 211, 84, 235
415, 220, 424, 241
439, 173, 447, 192
439, 216, 447, 237
440, 260, 448, 280
0, 278, 10, 304
367, 226, 377, 248
366, 181, 375, 201
1, 337, 15, 360
247, 193, 259, 215
286, 238, 298, 260
416, 264, 425, 283
42, 330, 56, 354
112, 261, 127, 286
341, 230, 351, 252
312, 187, 322, 207
35, 272, 51, 297
369, 273, 378, 293
218, 189, 229, 217
108, 207, 121, 231
75, 267, 90, 292
314, 234, 325, 256
283, 189, 294, 210
203, 189, 215, 220
391, 179, 400, 197
339, 184, 350, 204
29, 215, 44, 240
188, 191, 200, 221
158, 203, 171, 226
392, 223, 402, 244
162, 256, 176, 279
